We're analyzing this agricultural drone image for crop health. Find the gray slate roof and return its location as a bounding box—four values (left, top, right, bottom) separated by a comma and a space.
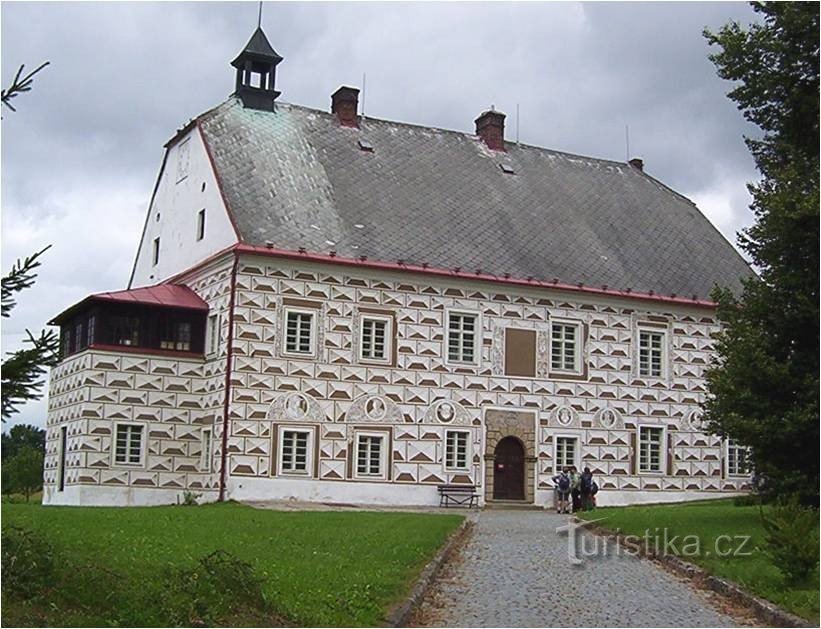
198, 98, 753, 300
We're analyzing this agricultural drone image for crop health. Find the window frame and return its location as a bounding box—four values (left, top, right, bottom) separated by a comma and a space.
549, 318, 584, 376
276, 425, 315, 477
636, 325, 668, 380
358, 313, 393, 365
200, 428, 212, 472
282, 307, 317, 358
112, 422, 146, 468
637, 424, 666, 475
444, 429, 471, 472
725, 438, 752, 478
553, 433, 581, 472
206, 313, 220, 357
445, 309, 481, 367
353, 431, 389, 480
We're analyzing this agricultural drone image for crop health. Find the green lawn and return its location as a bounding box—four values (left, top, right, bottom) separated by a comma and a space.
578, 499, 819, 622
2, 501, 463, 627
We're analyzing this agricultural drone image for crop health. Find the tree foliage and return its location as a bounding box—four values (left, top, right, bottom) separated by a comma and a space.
1, 247, 60, 420
1, 424, 46, 460
702, 2, 819, 505
2, 446, 45, 501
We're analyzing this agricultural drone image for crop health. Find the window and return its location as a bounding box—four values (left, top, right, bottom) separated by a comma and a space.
87, 314, 96, 347
638, 426, 664, 473
551, 322, 581, 372
152, 237, 160, 266
727, 439, 752, 477
201, 428, 212, 472
284, 309, 315, 356
445, 430, 470, 470
360, 315, 391, 363
74, 321, 85, 352
207, 313, 220, 356
114, 424, 143, 466
160, 321, 192, 351
280, 430, 310, 474
196, 209, 206, 241
356, 433, 385, 478
555, 436, 578, 471
110, 315, 140, 347
638, 329, 665, 377
60, 331, 70, 358
504, 328, 536, 377
447, 311, 478, 364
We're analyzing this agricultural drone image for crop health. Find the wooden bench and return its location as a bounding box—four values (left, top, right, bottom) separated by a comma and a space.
437, 484, 480, 508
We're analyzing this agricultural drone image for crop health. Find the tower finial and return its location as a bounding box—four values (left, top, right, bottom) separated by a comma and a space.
257, 1, 263, 29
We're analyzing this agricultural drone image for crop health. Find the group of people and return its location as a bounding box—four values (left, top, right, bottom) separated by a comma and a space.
552, 466, 598, 514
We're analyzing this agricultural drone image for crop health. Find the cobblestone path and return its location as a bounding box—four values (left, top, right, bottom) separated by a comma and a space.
411, 510, 745, 627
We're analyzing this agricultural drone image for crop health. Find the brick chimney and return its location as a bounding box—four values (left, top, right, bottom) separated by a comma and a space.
331, 86, 359, 128
629, 157, 644, 171
475, 109, 506, 151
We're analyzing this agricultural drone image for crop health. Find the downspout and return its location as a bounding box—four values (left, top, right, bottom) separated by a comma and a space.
218, 249, 240, 502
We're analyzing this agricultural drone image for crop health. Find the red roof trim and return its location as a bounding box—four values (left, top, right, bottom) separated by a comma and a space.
235, 243, 718, 309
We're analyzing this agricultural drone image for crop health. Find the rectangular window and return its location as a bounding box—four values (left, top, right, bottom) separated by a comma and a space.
360, 315, 391, 363
152, 237, 160, 266
445, 430, 470, 470
356, 434, 385, 477
555, 436, 578, 471
207, 313, 220, 356
504, 328, 536, 377
61, 329, 71, 358
74, 321, 85, 352
201, 428, 212, 472
638, 426, 664, 473
86, 314, 96, 347
447, 312, 477, 364
284, 310, 314, 356
196, 209, 206, 241
110, 315, 140, 347
727, 439, 752, 477
114, 424, 143, 466
280, 430, 310, 475
638, 329, 665, 377
160, 321, 192, 351
551, 322, 580, 372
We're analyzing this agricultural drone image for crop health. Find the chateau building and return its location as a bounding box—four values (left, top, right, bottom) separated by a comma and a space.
43, 27, 754, 507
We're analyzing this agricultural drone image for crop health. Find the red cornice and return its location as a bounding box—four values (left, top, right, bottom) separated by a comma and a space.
234, 243, 717, 309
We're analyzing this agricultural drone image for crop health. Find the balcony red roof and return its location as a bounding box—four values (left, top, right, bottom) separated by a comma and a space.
50, 284, 208, 325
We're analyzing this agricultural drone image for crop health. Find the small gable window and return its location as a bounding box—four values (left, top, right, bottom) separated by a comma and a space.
196, 209, 206, 241
152, 237, 160, 266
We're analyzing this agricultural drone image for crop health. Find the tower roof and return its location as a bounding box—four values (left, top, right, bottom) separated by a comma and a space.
231, 27, 282, 68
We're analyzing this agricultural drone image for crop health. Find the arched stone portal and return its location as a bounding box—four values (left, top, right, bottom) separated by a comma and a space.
493, 437, 525, 499
484, 409, 537, 503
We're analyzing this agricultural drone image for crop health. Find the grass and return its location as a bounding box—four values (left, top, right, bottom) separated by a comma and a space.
2, 501, 463, 627
578, 499, 819, 622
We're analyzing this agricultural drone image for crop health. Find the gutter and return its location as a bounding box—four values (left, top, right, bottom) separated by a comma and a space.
218, 249, 240, 502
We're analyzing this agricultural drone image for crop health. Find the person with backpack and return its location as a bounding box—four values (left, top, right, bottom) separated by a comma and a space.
569, 466, 582, 513
580, 467, 597, 510
552, 467, 571, 514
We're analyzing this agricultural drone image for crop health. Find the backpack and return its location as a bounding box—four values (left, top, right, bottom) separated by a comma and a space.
581, 472, 594, 493
591, 481, 599, 496
557, 474, 570, 492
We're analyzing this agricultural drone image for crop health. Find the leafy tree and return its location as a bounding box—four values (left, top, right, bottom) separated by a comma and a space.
1, 247, 60, 421
702, 2, 819, 505
2, 446, 44, 501
1, 424, 46, 460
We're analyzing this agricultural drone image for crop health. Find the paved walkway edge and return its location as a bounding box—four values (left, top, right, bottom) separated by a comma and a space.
385, 518, 473, 627
577, 518, 812, 628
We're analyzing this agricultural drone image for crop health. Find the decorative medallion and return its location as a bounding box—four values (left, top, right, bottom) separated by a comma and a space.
598, 408, 619, 429
267, 391, 324, 423
554, 405, 575, 427
425, 399, 472, 425
688, 410, 703, 431
347, 395, 403, 423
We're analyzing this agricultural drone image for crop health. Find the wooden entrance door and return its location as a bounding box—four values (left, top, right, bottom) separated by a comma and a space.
493, 436, 525, 500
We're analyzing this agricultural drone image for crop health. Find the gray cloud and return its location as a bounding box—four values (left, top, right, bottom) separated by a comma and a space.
1, 1, 760, 429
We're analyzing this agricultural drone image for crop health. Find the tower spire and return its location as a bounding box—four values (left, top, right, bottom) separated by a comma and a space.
230, 23, 283, 111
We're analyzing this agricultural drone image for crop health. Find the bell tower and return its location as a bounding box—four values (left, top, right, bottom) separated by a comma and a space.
231, 27, 283, 111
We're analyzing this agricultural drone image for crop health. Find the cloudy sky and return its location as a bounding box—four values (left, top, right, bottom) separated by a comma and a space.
1, 1, 760, 430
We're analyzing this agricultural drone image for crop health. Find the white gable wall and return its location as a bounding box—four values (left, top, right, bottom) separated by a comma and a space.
130, 127, 237, 288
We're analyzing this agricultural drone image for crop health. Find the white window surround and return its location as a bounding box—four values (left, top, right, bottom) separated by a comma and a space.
553, 433, 581, 471
200, 428, 212, 472
359, 314, 393, 364
445, 309, 481, 367
353, 431, 389, 480
206, 313, 220, 357
276, 425, 315, 478
444, 429, 471, 471
112, 422, 146, 468
282, 307, 317, 358
635, 324, 669, 380
549, 318, 584, 375
637, 424, 667, 475
725, 439, 752, 478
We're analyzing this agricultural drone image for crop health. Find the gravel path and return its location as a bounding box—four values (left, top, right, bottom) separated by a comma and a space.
411, 510, 746, 627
